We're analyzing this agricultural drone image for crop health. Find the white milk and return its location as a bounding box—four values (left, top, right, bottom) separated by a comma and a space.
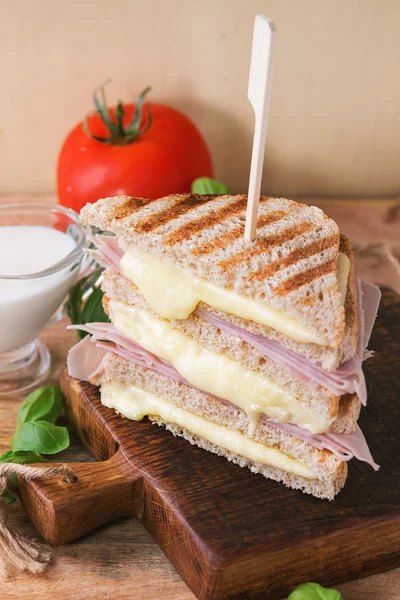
0, 226, 78, 353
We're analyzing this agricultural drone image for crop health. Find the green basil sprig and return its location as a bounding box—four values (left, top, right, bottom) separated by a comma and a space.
66, 267, 110, 338
191, 177, 230, 195
0, 386, 70, 503
288, 582, 342, 599
12, 386, 70, 455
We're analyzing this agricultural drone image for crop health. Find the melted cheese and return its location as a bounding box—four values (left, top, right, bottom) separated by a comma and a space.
337, 252, 350, 304
101, 380, 316, 479
120, 246, 328, 345
110, 299, 335, 434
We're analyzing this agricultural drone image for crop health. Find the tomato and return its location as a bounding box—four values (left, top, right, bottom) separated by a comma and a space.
57, 86, 213, 212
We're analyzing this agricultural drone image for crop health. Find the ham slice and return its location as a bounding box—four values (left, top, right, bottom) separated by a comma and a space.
67, 335, 109, 381
264, 418, 379, 470
67, 322, 379, 469
68, 323, 192, 386
196, 276, 381, 406
326, 426, 379, 470
86, 234, 123, 273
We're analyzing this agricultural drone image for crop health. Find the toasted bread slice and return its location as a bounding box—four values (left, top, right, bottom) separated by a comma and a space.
92, 353, 347, 500
101, 270, 361, 434
81, 194, 358, 369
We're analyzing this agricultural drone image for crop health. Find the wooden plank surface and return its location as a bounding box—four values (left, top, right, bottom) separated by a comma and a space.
1, 195, 400, 599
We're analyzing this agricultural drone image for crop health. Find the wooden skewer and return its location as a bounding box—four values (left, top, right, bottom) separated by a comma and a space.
245, 15, 276, 241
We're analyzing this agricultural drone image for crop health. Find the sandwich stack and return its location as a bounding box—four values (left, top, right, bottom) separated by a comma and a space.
68, 193, 381, 499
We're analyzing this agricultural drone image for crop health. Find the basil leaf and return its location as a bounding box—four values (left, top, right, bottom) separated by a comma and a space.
4, 490, 17, 504
82, 287, 110, 326
67, 269, 98, 329
1, 386, 71, 505
191, 177, 230, 195
4, 473, 19, 504
12, 421, 70, 455
288, 582, 342, 600
0, 450, 15, 462
67, 268, 109, 339
66, 272, 87, 327
17, 386, 63, 428
0, 450, 44, 464
11, 451, 45, 464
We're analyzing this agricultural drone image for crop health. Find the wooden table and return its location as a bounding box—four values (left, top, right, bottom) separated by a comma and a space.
1, 196, 399, 599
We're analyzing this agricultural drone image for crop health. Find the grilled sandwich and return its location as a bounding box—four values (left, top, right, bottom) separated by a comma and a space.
66, 193, 381, 499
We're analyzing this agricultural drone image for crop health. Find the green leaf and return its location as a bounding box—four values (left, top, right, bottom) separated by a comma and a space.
12, 421, 70, 455
17, 386, 63, 428
191, 177, 230, 195
4, 473, 18, 503
0, 450, 44, 464
66, 275, 86, 327
4, 490, 17, 504
1, 386, 71, 506
11, 451, 45, 464
82, 287, 110, 325
67, 268, 109, 339
288, 582, 342, 600
67, 268, 100, 327
0, 450, 15, 462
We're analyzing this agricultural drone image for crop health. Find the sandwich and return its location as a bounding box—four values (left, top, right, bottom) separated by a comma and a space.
67, 193, 381, 499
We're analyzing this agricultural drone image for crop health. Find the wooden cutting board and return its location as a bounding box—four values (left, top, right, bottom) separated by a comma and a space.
19, 289, 400, 600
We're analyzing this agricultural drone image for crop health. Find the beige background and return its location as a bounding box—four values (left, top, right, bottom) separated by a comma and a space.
1, 0, 399, 198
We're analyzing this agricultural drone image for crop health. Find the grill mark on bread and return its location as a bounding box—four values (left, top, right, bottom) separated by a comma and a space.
114, 197, 153, 220
275, 257, 337, 295
165, 195, 253, 246
249, 234, 338, 281
219, 222, 314, 269
133, 194, 217, 233
257, 210, 287, 228
191, 225, 244, 256
189, 208, 286, 255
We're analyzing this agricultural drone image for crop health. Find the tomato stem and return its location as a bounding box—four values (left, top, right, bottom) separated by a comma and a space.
83, 82, 152, 146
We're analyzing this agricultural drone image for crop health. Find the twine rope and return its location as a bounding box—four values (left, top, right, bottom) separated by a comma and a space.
0, 462, 75, 577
